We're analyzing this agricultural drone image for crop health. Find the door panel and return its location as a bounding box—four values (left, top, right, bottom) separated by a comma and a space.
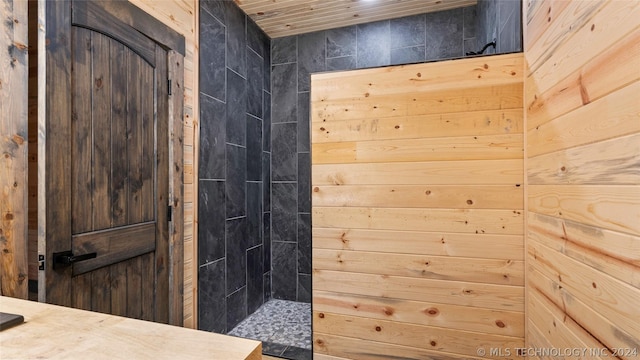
42, 0, 178, 324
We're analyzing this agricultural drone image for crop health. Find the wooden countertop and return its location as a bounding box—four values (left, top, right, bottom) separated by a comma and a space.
0, 296, 262, 360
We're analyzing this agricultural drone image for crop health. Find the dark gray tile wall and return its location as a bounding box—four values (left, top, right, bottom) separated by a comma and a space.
199, 0, 271, 333
475, 0, 522, 55
269, 6, 482, 303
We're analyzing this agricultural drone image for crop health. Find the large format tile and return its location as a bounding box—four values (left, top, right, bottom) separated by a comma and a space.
297, 92, 310, 153
199, 94, 226, 179
226, 286, 247, 330
262, 152, 271, 211
326, 55, 356, 71
271, 36, 297, 64
390, 14, 426, 49
198, 180, 226, 265
246, 115, 262, 182
297, 274, 311, 304
200, 0, 225, 25
297, 153, 310, 213
226, 216, 248, 294
271, 63, 297, 124
326, 25, 356, 58
357, 20, 390, 68
225, 1, 246, 76
272, 183, 297, 243
425, 8, 464, 60
198, 259, 226, 333
271, 244, 297, 301
247, 182, 263, 248
297, 213, 311, 275
247, 49, 264, 119
247, 17, 267, 59
391, 45, 426, 65
199, 10, 226, 102
225, 144, 246, 218
272, 123, 297, 181
226, 69, 247, 146
263, 212, 271, 274
298, 31, 326, 92
262, 91, 271, 151
247, 246, 264, 314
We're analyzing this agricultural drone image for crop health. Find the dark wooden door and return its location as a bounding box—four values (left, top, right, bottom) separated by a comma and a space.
42, 0, 184, 324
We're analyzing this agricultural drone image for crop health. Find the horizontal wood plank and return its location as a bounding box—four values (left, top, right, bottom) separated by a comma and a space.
527, 288, 612, 359
72, 222, 156, 275
314, 332, 485, 360
527, 133, 640, 185
313, 270, 524, 311
313, 207, 524, 235
314, 249, 524, 285
311, 53, 523, 102
313, 159, 523, 186
313, 228, 524, 260
527, 81, 640, 157
528, 185, 640, 235
526, 25, 640, 130
527, 0, 639, 95
312, 184, 523, 209
527, 239, 640, 338
314, 312, 524, 359
312, 134, 524, 164
529, 214, 640, 289
313, 290, 524, 337
527, 265, 640, 354
313, 83, 523, 122
527, 212, 640, 268
312, 109, 523, 144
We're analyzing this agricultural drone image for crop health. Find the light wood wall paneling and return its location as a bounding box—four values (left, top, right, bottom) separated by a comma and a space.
527, 133, 639, 186
314, 332, 487, 360
312, 159, 524, 186
313, 83, 523, 122
528, 239, 640, 338
313, 290, 525, 337
314, 249, 524, 286
527, 289, 613, 359
528, 266, 640, 354
311, 53, 523, 102
314, 312, 524, 359
527, 81, 640, 158
312, 185, 523, 209
312, 109, 524, 144
312, 53, 525, 359
313, 207, 524, 235
313, 228, 525, 260
313, 269, 524, 312
526, 27, 640, 131
525, 1, 639, 352
0, 0, 29, 299
312, 134, 524, 164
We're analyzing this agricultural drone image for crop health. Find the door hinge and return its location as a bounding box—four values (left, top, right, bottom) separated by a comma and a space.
168, 205, 173, 222
168, 79, 172, 95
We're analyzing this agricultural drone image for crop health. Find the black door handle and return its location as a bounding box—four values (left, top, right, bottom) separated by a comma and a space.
53, 251, 97, 269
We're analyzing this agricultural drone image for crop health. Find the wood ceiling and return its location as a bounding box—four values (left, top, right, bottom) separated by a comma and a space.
235, 0, 478, 38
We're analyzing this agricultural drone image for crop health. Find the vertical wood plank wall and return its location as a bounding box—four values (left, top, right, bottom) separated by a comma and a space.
524, 0, 640, 356
311, 53, 525, 359
1, 0, 29, 299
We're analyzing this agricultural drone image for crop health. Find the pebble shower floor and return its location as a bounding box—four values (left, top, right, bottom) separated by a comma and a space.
228, 299, 312, 360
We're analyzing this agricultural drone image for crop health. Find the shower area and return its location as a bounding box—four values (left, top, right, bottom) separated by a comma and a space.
197, 1, 521, 359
